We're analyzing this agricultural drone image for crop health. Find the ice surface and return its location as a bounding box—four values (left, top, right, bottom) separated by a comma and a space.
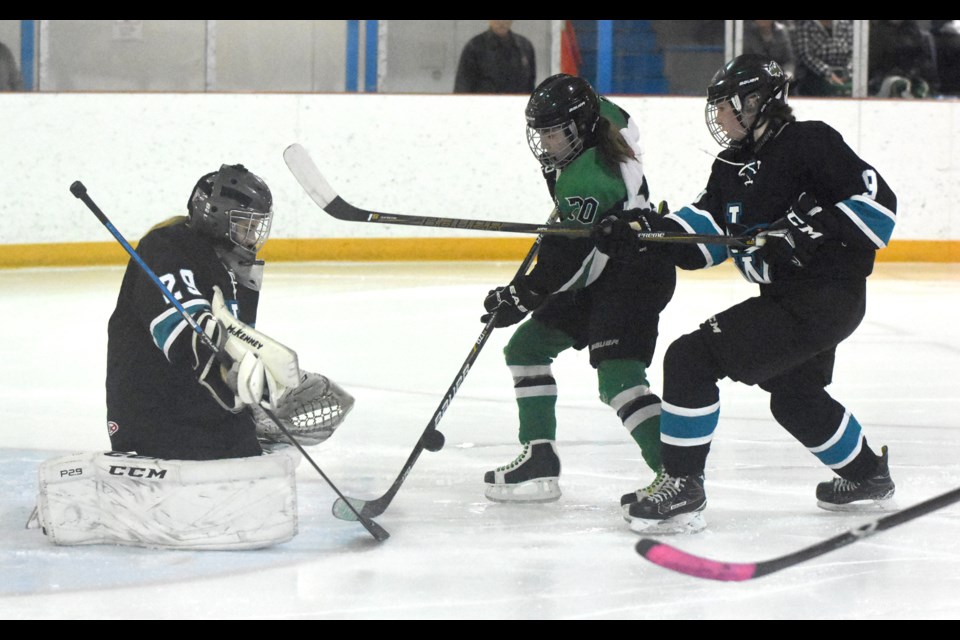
1, 262, 958, 619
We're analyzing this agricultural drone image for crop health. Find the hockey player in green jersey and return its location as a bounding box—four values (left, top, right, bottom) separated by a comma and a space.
480, 74, 676, 509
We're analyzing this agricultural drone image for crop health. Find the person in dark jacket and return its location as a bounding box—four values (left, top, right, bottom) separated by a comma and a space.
454, 20, 536, 94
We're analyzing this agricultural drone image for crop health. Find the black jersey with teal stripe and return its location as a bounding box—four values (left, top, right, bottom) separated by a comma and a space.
664, 120, 897, 285
106, 220, 259, 441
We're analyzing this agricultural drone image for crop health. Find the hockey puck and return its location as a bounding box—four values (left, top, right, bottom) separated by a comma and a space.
422, 430, 445, 452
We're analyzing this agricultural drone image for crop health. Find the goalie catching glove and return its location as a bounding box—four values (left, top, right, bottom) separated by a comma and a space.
252, 370, 356, 446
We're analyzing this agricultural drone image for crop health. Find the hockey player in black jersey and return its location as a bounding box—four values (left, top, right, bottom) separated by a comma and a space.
602, 55, 898, 534
480, 74, 676, 504
106, 164, 277, 460
36, 164, 355, 548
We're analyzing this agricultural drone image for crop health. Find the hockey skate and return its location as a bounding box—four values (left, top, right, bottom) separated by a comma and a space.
620, 467, 669, 521
484, 439, 561, 503
624, 472, 707, 534
816, 445, 896, 512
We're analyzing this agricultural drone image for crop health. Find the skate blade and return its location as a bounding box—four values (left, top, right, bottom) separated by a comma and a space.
484, 478, 561, 503
816, 495, 899, 513
627, 511, 706, 535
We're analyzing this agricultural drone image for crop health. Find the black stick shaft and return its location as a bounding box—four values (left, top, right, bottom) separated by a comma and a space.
323, 195, 753, 247
332, 211, 557, 521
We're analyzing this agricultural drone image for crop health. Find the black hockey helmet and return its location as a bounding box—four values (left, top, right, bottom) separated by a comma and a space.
705, 54, 789, 149
187, 164, 273, 260
525, 73, 601, 171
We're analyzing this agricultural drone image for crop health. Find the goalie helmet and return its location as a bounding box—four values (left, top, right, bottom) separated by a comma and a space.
525, 73, 600, 171
705, 54, 789, 150
187, 164, 273, 260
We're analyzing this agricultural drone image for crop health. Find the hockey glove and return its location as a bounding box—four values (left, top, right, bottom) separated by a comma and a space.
193, 311, 281, 412
592, 202, 669, 261
192, 312, 244, 413
225, 351, 268, 407
756, 192, 831, 268
481, 278, 545, 328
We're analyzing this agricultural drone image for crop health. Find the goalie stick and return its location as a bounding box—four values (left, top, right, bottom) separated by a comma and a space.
70, 180, 390, 543
330, 209, 560, 522
282, 143, 755, 248
635, 485, 960, 581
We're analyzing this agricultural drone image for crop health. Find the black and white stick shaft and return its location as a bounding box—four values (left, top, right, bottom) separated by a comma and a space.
282, 143, 754, 248
327, 208, 559, 522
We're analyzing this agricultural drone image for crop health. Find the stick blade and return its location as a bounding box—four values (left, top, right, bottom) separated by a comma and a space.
365, 519, 391, 543
283, 143, 340, 209
332, 496, 368, 522
635, 539, 758, 582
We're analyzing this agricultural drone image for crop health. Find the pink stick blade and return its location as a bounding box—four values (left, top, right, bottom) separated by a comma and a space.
637, 540, 757, 582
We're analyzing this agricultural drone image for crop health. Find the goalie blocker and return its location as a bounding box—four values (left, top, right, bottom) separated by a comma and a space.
209, 285, 355, 445
30, 447, 301, 550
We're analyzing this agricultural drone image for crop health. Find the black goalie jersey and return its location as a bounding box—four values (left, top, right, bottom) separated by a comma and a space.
660, 120, 897, 288
106, 220, 261, 460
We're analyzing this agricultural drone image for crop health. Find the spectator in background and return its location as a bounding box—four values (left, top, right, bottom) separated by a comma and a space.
792, 20, 853, 96
0, 40, 22, 91
869, 20, 939, 98
932, 21, 960, 96
743, 20, 796, 79
454, 20, 536, 94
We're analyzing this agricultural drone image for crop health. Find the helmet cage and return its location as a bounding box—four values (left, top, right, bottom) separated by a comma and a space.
526, 120, 584, 172
705, 94, 751, 149
227, 208, 273, 255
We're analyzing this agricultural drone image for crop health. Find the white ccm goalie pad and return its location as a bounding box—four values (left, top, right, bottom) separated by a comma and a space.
210, 285, 301, 409
33, 448, 301, 550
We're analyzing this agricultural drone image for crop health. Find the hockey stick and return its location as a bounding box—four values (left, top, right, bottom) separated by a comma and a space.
70, 180, 389, 543
282, 143, 754, 248
330, 209, 560, 522
635, 486, 960, 581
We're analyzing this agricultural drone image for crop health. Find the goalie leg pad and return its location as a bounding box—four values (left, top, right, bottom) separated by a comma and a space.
254, 371, 355, 446
35, 448, 301, 550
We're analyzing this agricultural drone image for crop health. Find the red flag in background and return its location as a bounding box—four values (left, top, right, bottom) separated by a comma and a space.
560, 20, 581, 76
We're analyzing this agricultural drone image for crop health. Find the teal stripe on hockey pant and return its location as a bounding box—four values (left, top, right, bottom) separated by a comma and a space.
660, 400, 720, 446
809, 412, 864, 467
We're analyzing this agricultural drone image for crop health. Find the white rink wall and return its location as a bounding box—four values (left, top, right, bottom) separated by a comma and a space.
1, 92, 957, 245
